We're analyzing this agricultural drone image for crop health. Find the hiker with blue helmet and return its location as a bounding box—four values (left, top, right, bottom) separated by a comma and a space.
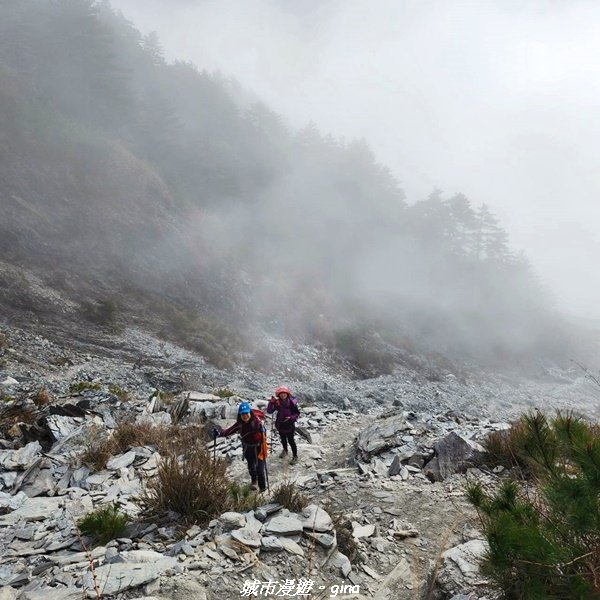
213, 402, 267, 492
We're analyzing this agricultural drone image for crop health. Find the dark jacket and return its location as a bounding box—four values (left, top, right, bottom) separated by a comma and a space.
267, 396, 300, 433
220, 414, 264, 446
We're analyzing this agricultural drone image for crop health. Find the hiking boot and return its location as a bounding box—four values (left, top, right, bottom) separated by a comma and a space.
279, 450, 288, 458
259, 487, 266, 493
290, 456, 298, 465
249, 482, 257, 490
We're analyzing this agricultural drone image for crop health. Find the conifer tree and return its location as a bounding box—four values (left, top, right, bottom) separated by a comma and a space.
469, 412, 600, 599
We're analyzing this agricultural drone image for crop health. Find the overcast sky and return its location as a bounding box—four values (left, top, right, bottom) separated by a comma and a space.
111, 0, 600, 320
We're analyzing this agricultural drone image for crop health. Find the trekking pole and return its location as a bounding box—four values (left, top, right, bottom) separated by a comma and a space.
270, 414, 275, 452
260, 430, 270, 494
212, 434, 217, 479
264, 452, 270, 495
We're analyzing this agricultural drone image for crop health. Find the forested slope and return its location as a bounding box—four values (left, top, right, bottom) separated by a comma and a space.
0, 1, 577, 371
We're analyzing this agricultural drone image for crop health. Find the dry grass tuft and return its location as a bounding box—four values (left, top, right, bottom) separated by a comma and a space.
141, 447, 229, 525
324, 502, 359, 561
271, 480, 308, 513
33, 387, 51, 406
483, 421, 530, 470
80, 421, 208, 471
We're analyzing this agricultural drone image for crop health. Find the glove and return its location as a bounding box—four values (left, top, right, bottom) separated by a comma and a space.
212, 428, 220, 439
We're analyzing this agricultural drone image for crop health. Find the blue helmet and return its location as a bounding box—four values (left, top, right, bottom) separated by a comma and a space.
238, 402, 252, 415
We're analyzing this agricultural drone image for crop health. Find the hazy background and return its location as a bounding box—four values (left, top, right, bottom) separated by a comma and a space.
111, 0, 600, 320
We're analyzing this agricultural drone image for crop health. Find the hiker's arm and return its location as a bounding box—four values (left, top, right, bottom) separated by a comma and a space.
266, 397, 278, 414
219, 422, 240, 437
289, 401, 300, 421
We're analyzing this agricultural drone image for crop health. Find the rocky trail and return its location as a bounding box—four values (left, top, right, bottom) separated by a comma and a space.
0, 324, 597, 600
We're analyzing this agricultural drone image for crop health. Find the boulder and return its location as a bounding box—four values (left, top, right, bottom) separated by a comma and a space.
20, 468, 56, 498
279, 537, 304, 557
220, 512, 246, 531
46, 415, 81, 441
106, 450, 137, 470
185, 392, 221, 402
304, 531, 336, 549
0, 442, 41, 470
329, 550, 352, 577
388, 455, 402, 476
261, 536, 284, 551
353, 523, 375, 539
231, 527, 262, 548
424, 432, 483, 482
301, 505, 333, 532
263, 515, 303, 536
357, 415, 411, 458
83, 558, 177, 595
0, 497, 63, 525
436, 539, 489, 597
0, 491, 27, 512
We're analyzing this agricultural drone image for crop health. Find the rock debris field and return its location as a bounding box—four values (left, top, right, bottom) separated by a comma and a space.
0, 325, 597, 599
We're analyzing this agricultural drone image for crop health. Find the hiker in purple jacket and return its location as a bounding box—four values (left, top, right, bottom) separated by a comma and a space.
267, 386, 300, 464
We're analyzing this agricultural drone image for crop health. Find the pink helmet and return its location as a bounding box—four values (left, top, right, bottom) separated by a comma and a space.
275, 386, 291, 396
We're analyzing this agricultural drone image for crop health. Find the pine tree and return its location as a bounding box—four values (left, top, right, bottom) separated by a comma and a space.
142, 31, 165, 66
470, 412, 600, 599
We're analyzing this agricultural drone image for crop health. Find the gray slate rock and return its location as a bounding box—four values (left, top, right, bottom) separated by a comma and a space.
263, 515, 303, 536
231, 527, 262, 548
261, 536, 284, 551
424, 432, 483, 482
83, 558, 177, 595
0, 442, 41, 470
220, 512, 246, 531
437, 539, 489, 597
301, 505, 333, 532
106, 450, 137, 470
357, 415, 411, 457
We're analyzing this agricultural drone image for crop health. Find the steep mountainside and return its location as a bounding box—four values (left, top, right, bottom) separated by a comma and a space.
0, 0, 591, 372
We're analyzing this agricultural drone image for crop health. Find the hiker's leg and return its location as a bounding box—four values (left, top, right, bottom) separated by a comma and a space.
245, 446, 258, 481
279, 431, 288, 452
287, 431, 297, 458
256, 458, 266, 491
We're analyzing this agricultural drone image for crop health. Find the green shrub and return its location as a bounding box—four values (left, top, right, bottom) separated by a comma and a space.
78, 504, 128, 545
108, 384, 130, 401
468, 411, 600, 599
81, 298, 121, 330
229, 481, 260, 512
69, 381, 101, 395
142, 447, 229, 525
214, 388, 236, 398
271, 480, 308, 513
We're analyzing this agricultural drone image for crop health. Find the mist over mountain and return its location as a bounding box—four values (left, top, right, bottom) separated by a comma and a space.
0, 0, 590, 373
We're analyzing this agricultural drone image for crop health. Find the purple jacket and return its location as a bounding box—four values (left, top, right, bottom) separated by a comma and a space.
267, 396, 300, 433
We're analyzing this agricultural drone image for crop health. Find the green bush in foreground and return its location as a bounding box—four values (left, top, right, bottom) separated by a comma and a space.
78, 504, 129, 545
469, 411, 600, 599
